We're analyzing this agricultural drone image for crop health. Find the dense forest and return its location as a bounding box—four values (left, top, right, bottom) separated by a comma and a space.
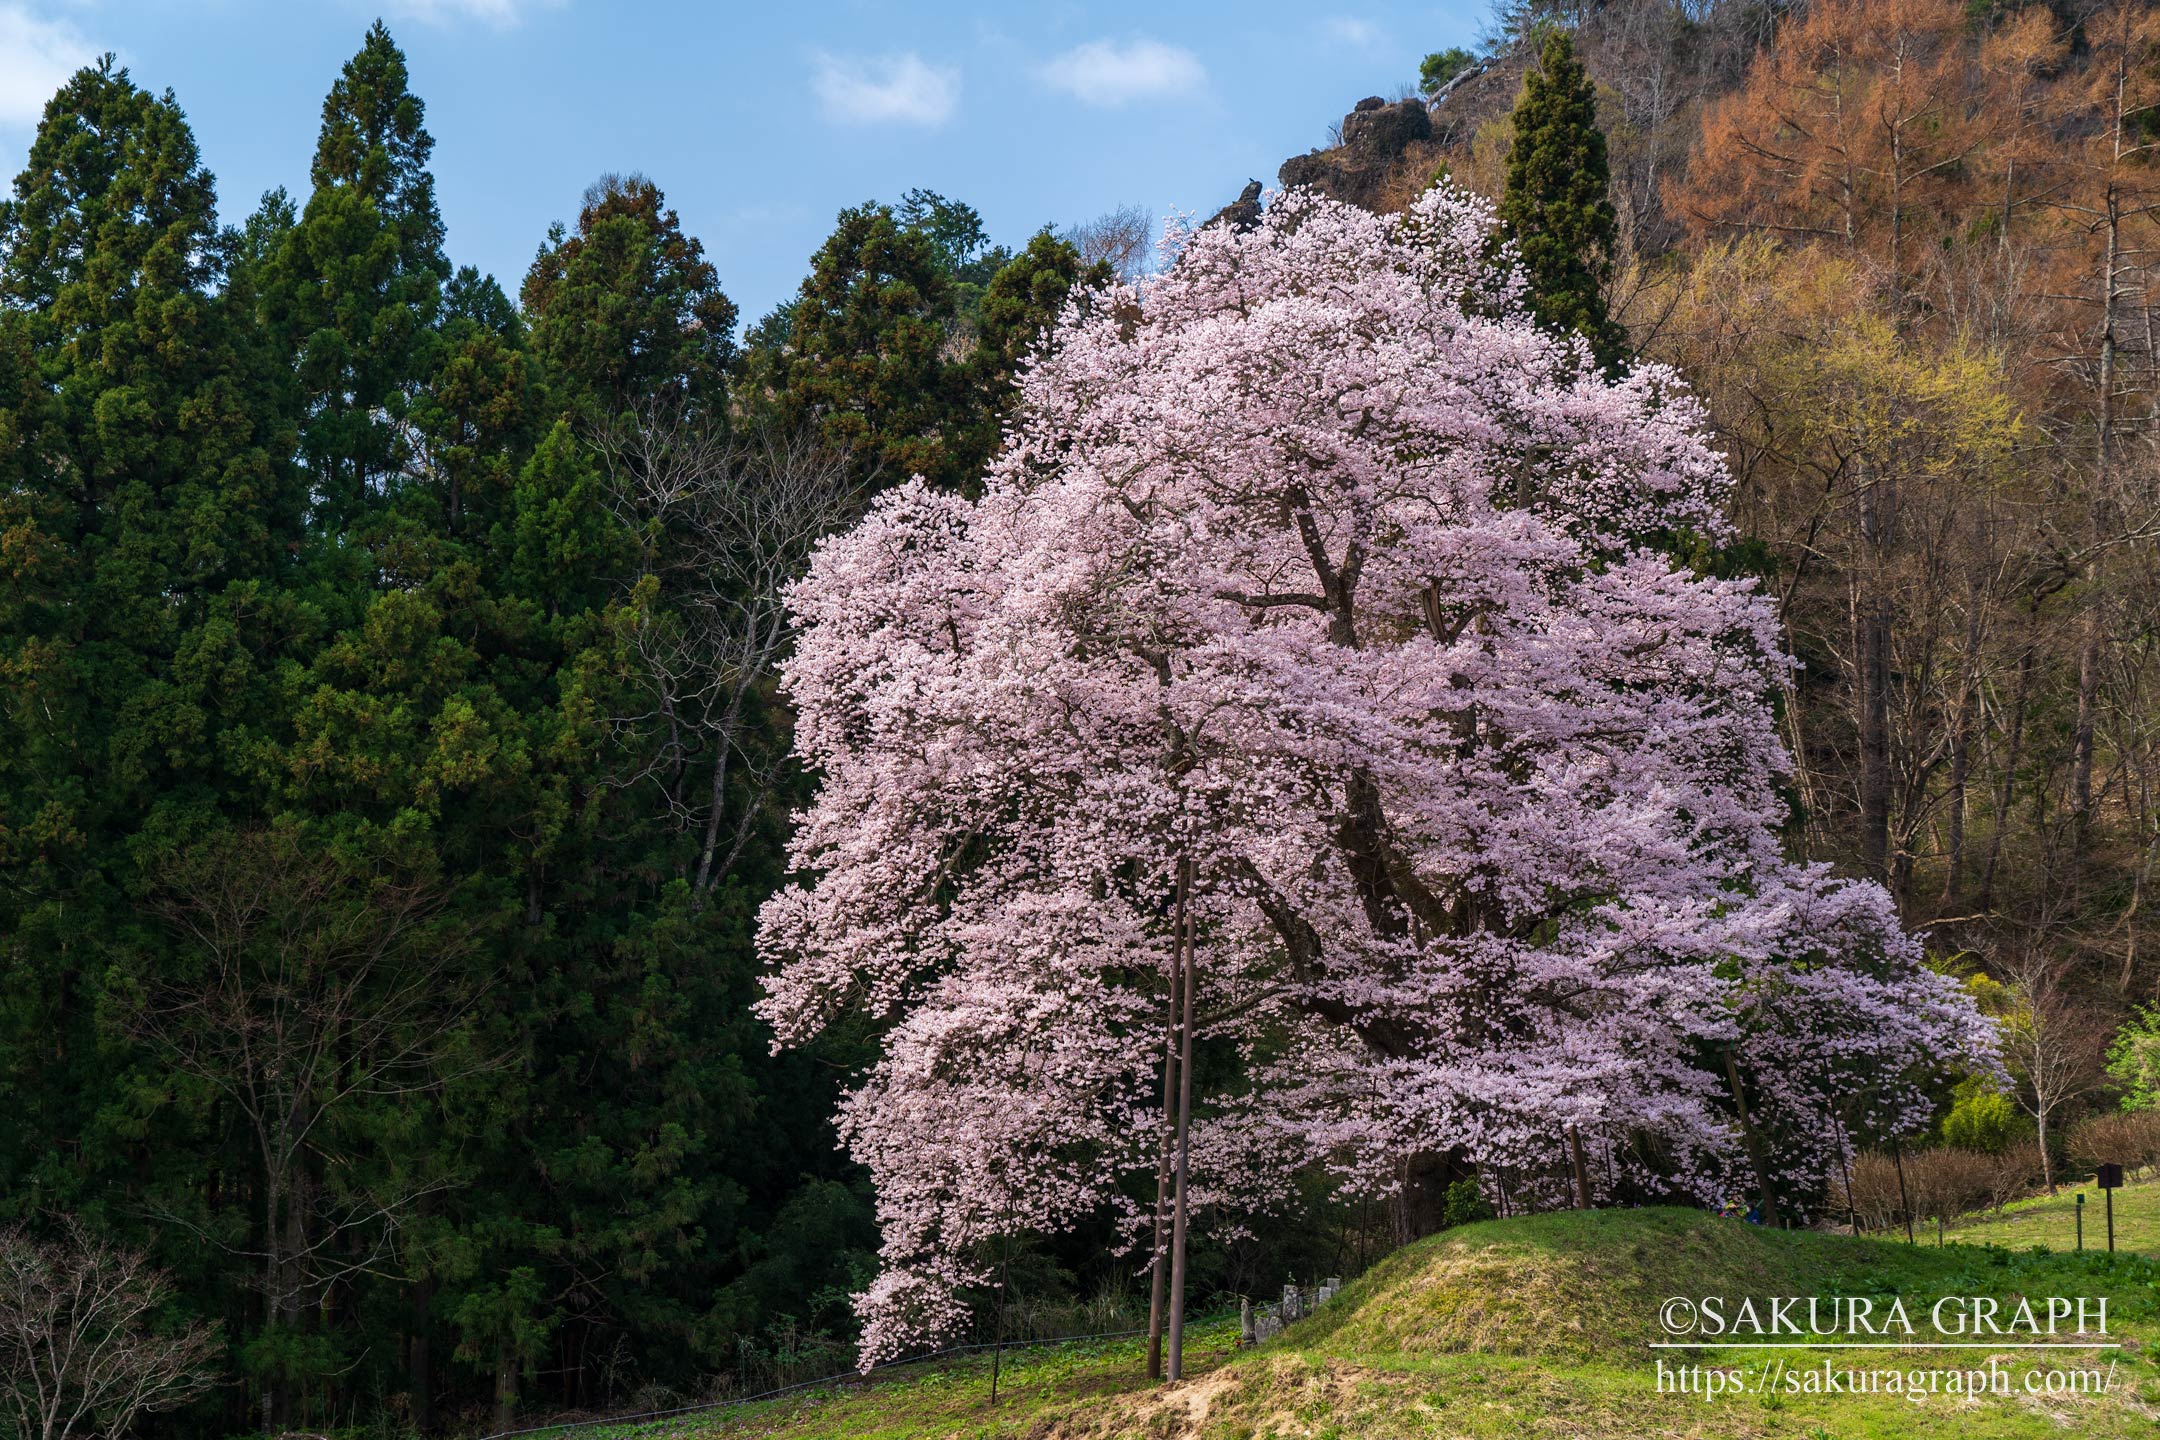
3, 0, 2160, 1435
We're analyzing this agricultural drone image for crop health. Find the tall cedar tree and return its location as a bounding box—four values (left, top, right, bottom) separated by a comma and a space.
955, 230, 1111, 481
896, 188, 1009, 327
0, 54, 302, 1379
1499, 29, 1627, 371
271, 23, 449, 533
522, 174, 737, 419
411, 267, 538, 538
758, 202, 960, 486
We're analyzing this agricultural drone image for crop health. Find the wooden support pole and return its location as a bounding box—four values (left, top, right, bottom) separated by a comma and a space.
1167, 856, 1199, 1381
1145, 859, 1188, 1381
989, 1231, 1008, 1406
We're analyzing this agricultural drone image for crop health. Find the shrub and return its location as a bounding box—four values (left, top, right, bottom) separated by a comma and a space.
1902, 1147, 2000, 1222
1442, 1177, 1495, 1228
1983, 1141, 2045, 1211
2107, 1006, 2160, 1111
1939, 1077, 2029, 1153
1831, 1151, 1904, 1232
2066, 1109, 2160, 1179
1832, 1144, 2043, 1232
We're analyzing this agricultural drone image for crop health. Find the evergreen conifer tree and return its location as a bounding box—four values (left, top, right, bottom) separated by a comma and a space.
896, 188, 1009, 326
0, 56, 303, 1355
756, 202, 959, 485
270, 22, 450, 531
1499, 28, 1627, 370
955, 230, 1110, 481
521, 174, 736, 419
413, 266, 537, 537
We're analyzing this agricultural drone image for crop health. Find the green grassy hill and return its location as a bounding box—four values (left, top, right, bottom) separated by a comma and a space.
582, 1208, 2160, 1439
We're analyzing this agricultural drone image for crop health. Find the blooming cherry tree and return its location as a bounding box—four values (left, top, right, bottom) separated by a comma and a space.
757, 185, 1995, 1363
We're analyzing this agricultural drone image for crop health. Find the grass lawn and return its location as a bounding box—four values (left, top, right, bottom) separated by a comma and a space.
555, 1320, 1244, 1440
1943, 1173, 2160, 1253
549, 1209, 2160, 1439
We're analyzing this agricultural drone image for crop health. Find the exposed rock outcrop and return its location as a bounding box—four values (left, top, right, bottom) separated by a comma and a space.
1343, 95, 1431, 156
1279, 96, 1435, 210
1203, 179, 1264, 233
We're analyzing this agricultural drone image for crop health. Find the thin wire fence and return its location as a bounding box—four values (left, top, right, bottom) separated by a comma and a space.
473, 1311, 1239, 1440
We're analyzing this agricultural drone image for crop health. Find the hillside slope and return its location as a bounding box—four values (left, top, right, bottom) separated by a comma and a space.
629, 1208, 2160, 1439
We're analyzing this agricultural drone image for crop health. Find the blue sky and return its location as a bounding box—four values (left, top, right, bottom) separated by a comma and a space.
0, 1, 1485, 323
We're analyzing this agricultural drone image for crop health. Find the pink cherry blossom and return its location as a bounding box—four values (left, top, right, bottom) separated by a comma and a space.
757, 184, 1997, 1364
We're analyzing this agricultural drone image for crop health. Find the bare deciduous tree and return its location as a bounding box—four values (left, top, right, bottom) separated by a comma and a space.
0, 1219, 219, 1440
1999, 947, 2112, 1192
127, 827, 485, 1431
1062, 204, 1155, 287
1640, 0, 2160, 1000
591, 406, 863, 903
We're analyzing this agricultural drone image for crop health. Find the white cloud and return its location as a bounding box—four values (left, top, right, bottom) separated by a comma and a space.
378, 0, 565, 28
811, 51, 960, 128
1039, 38, 1205, 108
1322, 17, 1383, 48
0, 4, 97, 128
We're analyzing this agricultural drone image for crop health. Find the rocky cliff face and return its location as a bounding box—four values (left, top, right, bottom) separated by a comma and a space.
1201, 179, 1264, 233
1278, 96, 1436, 211
1253, 6, 1767, 248
1258, 49, 1534, 218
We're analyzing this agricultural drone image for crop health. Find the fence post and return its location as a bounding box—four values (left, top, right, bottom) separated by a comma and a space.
1892, 1137, 1914, 1244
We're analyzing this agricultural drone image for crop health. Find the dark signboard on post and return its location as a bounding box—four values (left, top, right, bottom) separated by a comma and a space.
2097, 1163, 2125, 1189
